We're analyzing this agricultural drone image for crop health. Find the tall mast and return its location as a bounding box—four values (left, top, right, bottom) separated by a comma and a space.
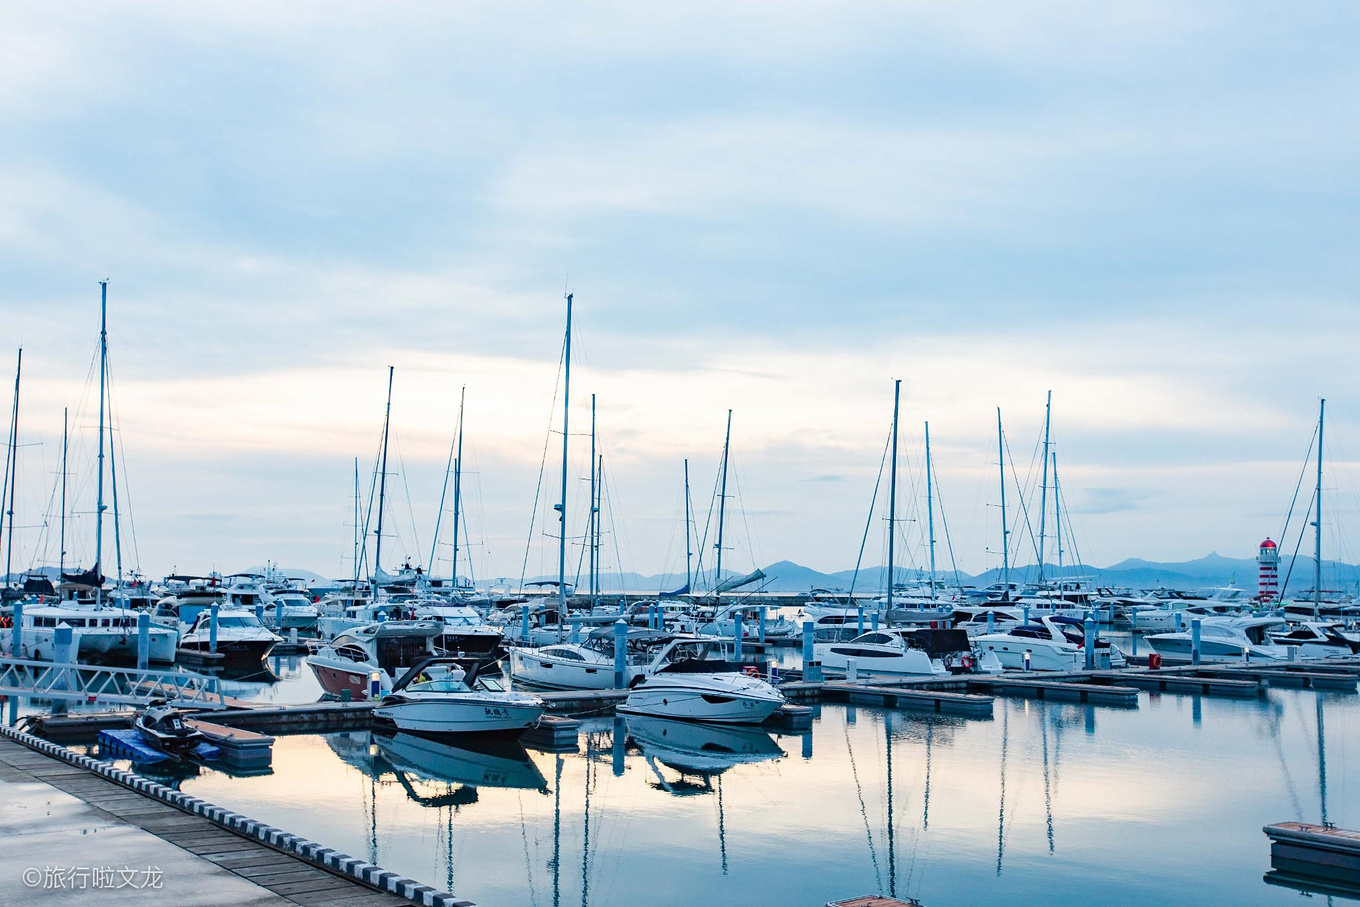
1053, 452, 1063, 575
887, 379, 900, 618
59, 408, 68, 577
557, 294, 573, 631
684, 459, 693, 593
1315, 398, 1325, 616
3, 348, 19, 591
108, 381, 124, 587
714, 410, 732, 608
95, 282, 108, 605
451, 387, 465, 589
373, 366, 394, 580
594, 454, 603, 608
925, 420, 936, 600
997, 407, 1010, 594
1038, 390, 1051, 583
588, 394, 597, 609
353, 457, 361, 586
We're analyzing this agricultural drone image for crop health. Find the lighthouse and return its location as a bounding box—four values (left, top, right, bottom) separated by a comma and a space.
1258, 537, 1279, 603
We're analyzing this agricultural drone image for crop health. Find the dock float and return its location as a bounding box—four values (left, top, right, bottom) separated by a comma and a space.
1189, 667, 1358, 691
98, 727, 221, 763
0, 724, 471, 906
1087, 670, 1261, 698
966, 676, 1140, 707
1265, 821, 1360, 885
185, 717, 276, 769
823, 682, 994, 718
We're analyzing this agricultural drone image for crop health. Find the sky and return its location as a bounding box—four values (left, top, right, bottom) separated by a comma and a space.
1, 1, 1359, 586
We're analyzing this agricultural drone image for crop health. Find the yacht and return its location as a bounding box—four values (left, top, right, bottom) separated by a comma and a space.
618, 638, 785, 724
1267, 622, 1359, 659
972, 617, 1084, 672
1146, 615, 1292, 663
950, 605, 1024, 638
179, 608, 281, 665
306, 620, 444, 700
15, 604, 178, 664
412, 602, 503, 662
815, 628, 1000, 678
373, 658, 544, 736
507, 628, 671, 690
265, 588, 322, 632
1133, 602, 1253, 634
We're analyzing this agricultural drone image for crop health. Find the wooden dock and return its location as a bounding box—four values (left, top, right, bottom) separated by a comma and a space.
1265, 821, 1360, 884
0, 725, 469, 906
823, 681, 995, 718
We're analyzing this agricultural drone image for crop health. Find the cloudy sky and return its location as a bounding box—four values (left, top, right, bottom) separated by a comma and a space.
2, 2, 1358, 585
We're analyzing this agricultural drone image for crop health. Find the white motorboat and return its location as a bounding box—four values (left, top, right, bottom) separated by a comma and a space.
412, 602, 503, 661
950, 605, 1024, 638
373, 658, 544, 736
1146, 615, 1292, 663
1268, 622, 1359, 659
179, 608, 281, 665
619, 640, 785, 724
16, 604, 178, 664
815, 628, 1001, 678
507, 627, 671, 690
973, 617, 1084, 672
306, 620, 444, 700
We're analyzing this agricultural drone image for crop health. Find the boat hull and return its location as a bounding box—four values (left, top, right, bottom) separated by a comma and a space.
973, 638, 1082, 672
619, 681, 784, 724
374, 696, 543, 735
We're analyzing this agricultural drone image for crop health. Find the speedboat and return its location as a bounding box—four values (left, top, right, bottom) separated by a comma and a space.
413, 602, 503, 661
179, 608, 281, 665
306, 620, 444, 700
264, 589, 321, 632
973, 617, 1084, 672
1268, 622, 1359, 659
373, 657, 544, 736
134, 702, 205, 756
1045, 616, 1127, 668
1146, 615, 1292, 663
815, 629, 952, 678
950, 605, 1024, 638
619, 640, 785, 724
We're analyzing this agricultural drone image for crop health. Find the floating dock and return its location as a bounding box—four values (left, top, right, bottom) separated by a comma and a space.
1265, 821, 1360, 885
97, 727, 221, 764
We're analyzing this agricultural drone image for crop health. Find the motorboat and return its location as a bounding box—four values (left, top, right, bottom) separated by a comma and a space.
134, 702, 205, 756
1268, 622, 1359, 659
507, 627, 671, 690
306, 620, 444, 700
1046, 615, 1128, 668
373, 657, 544, 736
1146, 615, 1293, 663
816, 628, 966, 678
1132, 601, 1253, 634
950, 605, 1024, 638
15, 604, 178, 664
618, 638, 785, 724
179, 608, 281, 665
263, 589, 321, 632
973, 617, 1084, 672
412, 602, 503, 661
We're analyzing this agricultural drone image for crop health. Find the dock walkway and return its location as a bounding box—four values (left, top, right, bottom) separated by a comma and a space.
0, 726, 470, 906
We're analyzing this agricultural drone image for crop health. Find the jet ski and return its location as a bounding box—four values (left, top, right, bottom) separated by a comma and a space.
134, 701, 205, 756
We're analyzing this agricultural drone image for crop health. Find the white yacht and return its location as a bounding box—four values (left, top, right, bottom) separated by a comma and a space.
265, 588, 321, 632
1146, 615, 1292, 663
15, 604, 178, 664
412, 602, 503, 661
618, 638, 785, 724
973, 617, 1085, 672
507, 628, 671, 690
306, 620, 444, 700
815, 628, 1001, 678
950, 605, 1024, 638
373, 658, 544, 736
1269, 622, 1358, 659
179, 608, 281, 665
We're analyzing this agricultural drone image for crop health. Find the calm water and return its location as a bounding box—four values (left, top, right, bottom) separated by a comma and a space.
148, 665, 1355, 907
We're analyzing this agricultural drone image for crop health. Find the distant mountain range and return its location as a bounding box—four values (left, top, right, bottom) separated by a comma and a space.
10, 553, 1356, 595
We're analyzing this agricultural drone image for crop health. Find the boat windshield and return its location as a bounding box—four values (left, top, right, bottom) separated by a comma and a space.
215, 616, 263, 628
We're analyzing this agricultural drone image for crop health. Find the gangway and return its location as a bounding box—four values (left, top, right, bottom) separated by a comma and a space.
0, 657, 227, 708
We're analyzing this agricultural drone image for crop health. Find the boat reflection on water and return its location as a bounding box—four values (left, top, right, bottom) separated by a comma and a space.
325, 729, 548, 800
626, 716, 784, 794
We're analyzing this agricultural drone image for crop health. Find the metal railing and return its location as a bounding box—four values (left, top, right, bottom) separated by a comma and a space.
0, 657, 227, 708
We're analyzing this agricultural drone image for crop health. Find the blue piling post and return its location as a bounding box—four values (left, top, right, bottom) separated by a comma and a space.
53, 624, 74, 692
802, 620, 822, 682
275, 598, 283, 630
653, 603, 661, 630
871, 611, 880, 631
613, 619, 628, 689
11, 599, 22, 659
208, 603, 220, 654
1023, 605, 1030, 627
1130, 609, 1139, 656
1084, 613, 1096, 670
136, 612, 150, 670
521, 604, 531, 642
758, 606, 767, 644
571, 618, 581, 643
1191, 617, 1202, 666
1175, 611, 1184, 632
255, 603, 265, 628
987, 609, 995, 633
856, 606, 864, 636
733, 611, 744, 662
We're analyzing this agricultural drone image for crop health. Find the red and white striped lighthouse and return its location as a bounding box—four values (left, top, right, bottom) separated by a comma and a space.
1258, 537, 1279, 602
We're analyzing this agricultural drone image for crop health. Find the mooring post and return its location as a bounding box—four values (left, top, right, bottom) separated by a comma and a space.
275, 597, 283, 630
1023, 605, 1030, 626
802, 620, 822, 682
11, 599, 22, 659
1084, 612, 1096, 670
847, 657, 858, 682
871, 610, 880, 631
758, 606, 767, 644
1191, 617, 1202, 666
733, 610, 744, 661
53, 624, 74, 693
613, 618, 627, 689
856, 606, 864, 636
521, 604, 531, 643
136, 611, 150, 670
209, 603, 220, 654
987, 609, 995, 633
255, 603, 265, 628
570, 617, 581, 643
1175, 611, 1184, 632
